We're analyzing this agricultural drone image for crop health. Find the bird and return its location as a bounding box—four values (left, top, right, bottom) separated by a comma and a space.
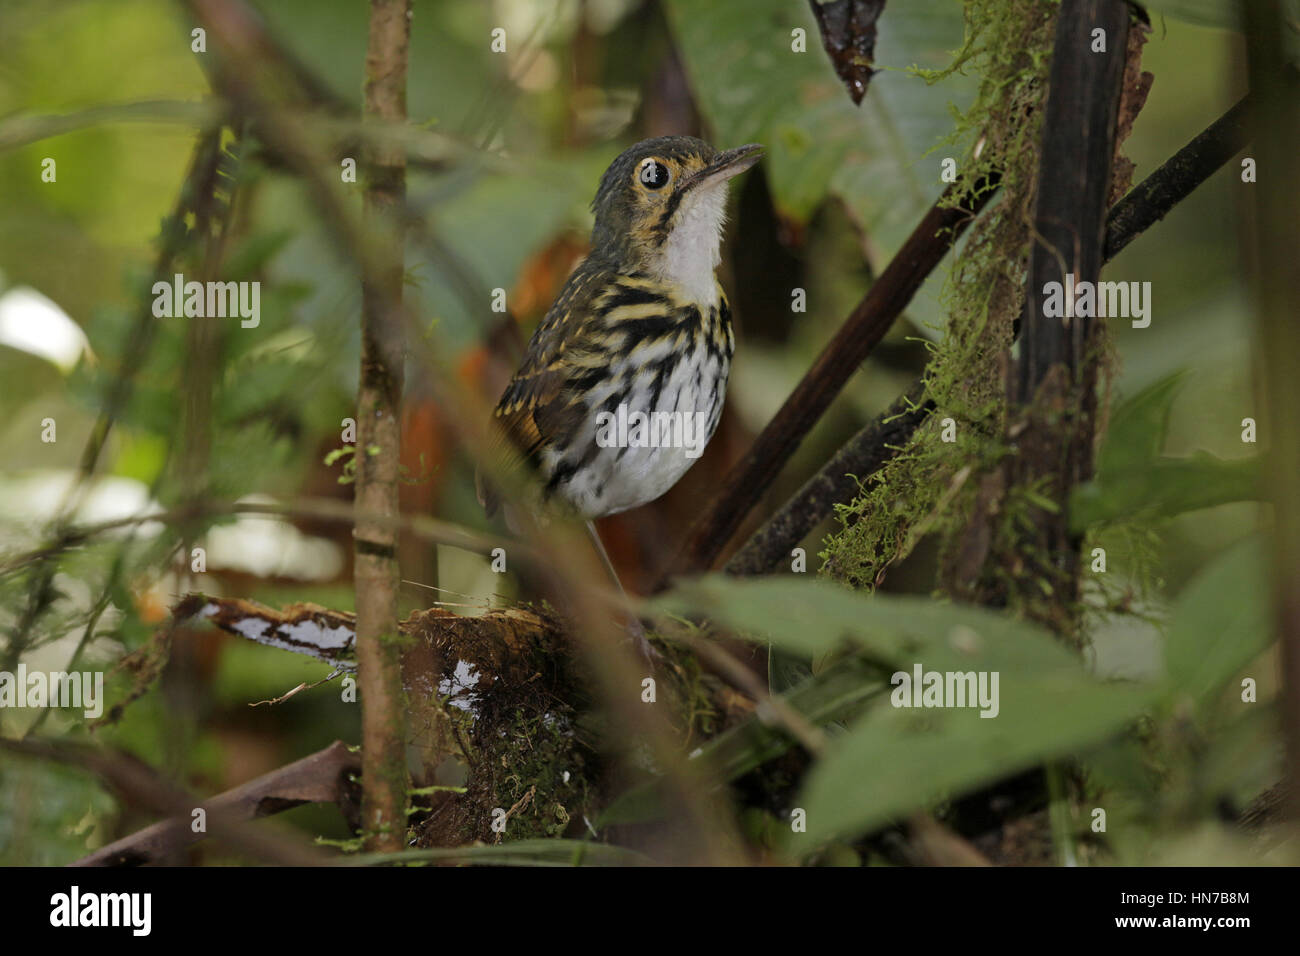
478, 135, 761, 645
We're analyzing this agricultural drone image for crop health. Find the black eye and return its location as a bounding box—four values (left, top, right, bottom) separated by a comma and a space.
638, 159, 670, 190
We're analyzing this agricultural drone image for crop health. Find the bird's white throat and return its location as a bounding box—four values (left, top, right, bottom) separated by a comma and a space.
651, 182, 728, 306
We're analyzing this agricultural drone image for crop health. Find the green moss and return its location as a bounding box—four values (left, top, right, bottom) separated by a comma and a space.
821, 0, 1058, 598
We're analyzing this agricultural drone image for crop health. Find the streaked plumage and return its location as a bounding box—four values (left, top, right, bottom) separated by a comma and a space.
481, 135, 760, 521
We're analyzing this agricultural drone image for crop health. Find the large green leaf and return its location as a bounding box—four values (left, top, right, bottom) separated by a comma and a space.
654, 574, 1151, 846
663, 0, 976, 333
657, 574, 1087, 676
796, 676, 1149, 845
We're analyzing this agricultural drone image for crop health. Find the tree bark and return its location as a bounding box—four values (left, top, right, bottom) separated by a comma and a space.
356, 0, 412, 853
1007, 0, 1128, 636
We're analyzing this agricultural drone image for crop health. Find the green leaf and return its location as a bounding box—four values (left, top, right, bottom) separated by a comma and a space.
1071, 455, 1261, 530
1071, 370, 1261, 530
655, 574, 1085, 677
653, 575, 1151, 846
663, 0, 975, 249
1096, 371, 1188, 476
1163, 535, 1272, 705
797, 677, 1149, 845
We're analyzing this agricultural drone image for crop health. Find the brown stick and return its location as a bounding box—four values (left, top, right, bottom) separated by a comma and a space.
723, 381, 932, 576
355, 0, 413, 854
69, 741, 358, 866
0, 496, 512, 578
662, 174, 999, 584
0, 737, 354, 866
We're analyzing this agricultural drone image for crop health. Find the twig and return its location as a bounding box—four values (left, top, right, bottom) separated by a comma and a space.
723, 381, 931, 576
249, 669, 344, 707
0, 496, 517, 578
1103, 95, 1253, 260
0, 737, 353, 866
678, 631, 827, 757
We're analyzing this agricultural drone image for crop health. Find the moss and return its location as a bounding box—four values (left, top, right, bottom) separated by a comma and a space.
399, 604, 602, 846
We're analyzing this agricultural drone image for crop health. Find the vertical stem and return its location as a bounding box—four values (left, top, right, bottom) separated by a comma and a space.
356, 0, 412, 853
1242, 3, 1300, 822
1010, 0, 1128, 636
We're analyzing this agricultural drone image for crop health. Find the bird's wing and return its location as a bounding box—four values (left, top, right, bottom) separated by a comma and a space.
478, 260, 615, 512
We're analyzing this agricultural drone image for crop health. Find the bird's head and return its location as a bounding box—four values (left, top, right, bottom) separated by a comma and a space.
588, 136, 762, 296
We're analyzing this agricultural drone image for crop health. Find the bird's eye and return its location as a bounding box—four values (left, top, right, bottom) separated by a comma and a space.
637, 158, 670, 190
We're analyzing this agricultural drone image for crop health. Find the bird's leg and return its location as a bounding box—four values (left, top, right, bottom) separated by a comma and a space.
585, 520, 658, 662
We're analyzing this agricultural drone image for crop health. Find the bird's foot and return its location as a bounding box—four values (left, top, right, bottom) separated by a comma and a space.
623, 615, 661, 665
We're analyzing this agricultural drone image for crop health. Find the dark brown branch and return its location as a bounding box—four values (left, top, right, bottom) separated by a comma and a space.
1019, 0, 1128, 398
1103, 94, 1252, 260
723, 381, 931, 576
663, 174, 999, 585
70, 741, 358, 866
1009, 0, 1128, 633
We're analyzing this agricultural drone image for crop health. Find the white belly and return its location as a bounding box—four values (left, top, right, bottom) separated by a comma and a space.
545, 341, 729, 518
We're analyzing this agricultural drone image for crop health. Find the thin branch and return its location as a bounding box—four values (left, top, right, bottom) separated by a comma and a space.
0, 497, 516, 578
0, 738, 352, 866
354, 0, 413, 854
0, 99, 502, 172
1103, 94, 1252, 260
723, 381, 931, 576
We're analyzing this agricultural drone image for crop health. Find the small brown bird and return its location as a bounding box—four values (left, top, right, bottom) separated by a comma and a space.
479, 136, 761, 625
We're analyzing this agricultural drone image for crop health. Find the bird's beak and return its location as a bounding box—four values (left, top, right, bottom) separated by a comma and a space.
683, 143, 764, 193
